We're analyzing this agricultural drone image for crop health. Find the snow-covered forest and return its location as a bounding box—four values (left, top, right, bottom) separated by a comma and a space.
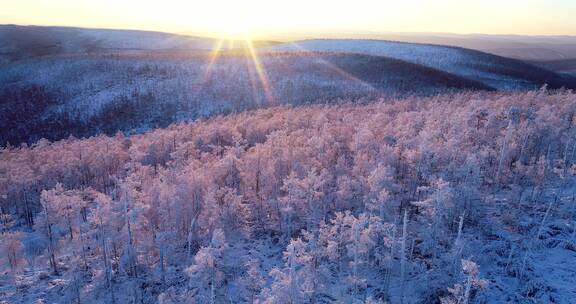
2, 36, 575, 146
1, 89, 576, 303
0, 51, 491, 146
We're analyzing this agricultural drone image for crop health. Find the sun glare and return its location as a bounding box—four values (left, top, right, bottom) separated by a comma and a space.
209, 19, 256, 40
4, 0, 576, 38
189, 1, 263, 39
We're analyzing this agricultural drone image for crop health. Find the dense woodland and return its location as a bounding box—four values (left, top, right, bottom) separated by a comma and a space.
1, 90, 576, 303
0, 51, 496, 146
3, 41, 576, 146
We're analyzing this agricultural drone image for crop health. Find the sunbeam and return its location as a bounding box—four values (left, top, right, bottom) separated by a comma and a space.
244, 39, 276, 105
191, 37, 276, 107
198, 39, 225, 87
286, 42, 376, 92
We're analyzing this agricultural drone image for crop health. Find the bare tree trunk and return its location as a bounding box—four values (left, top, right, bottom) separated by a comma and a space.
570, 139, 576, 168
505, 243, 515, 273
23, 188, 34, 228
99, 214, 113, 291
159, 243, 166, 287
463, 270, 473, 304
123, 198, 137, 277
495, 119, 512, 187
400, 210, 408, 304
455, 213, 465, 249
352, 222, 360, 298
79, 223, 88, 272
187, 216, 197, 261
564, 139, 570, 175
536, 197, 555, 240
66, 208, 74, 240
521, 196, 555, 279
383, 224, 396, 297
44, 200, 58, 275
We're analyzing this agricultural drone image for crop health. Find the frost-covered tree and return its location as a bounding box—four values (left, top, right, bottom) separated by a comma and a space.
441, 260, 488, 304
366, 164, 398, 220
1, 231, 23, 273
0, 90, 574, 303
37, 187, 62, 274
240, 258, 266, 303
186, 229, 229, 303
260, 238, 314, 303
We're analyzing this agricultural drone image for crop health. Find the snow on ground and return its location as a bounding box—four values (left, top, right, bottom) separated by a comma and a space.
73, 28, 218, 51
2, 181, 574, 303
475, 182, 576, 303
268, 39, 543, 90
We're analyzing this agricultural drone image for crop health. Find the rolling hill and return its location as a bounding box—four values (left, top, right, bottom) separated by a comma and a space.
530, 58, 576, 75
0, 25, 220, 64
268, 39, 576, 90
2, 26, 576, 146
0, 51, 491, 145
280, 32, 576, 61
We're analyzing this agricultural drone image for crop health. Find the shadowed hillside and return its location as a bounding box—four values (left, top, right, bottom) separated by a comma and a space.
269, 39, 576, 90
1, 27, 575, 147
0, 51, 491, 145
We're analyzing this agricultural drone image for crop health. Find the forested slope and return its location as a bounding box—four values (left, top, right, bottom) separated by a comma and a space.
1, 90, 576, 303
269, 39, 576, 90
3, 26, 576, 147
0, 52, 490, 146
0, 25, 218, 64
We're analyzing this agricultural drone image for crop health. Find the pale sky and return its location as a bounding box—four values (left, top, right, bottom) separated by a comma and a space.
1, 0, 576, 38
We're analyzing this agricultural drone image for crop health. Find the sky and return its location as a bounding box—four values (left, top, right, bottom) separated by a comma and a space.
1, 0, 576, 38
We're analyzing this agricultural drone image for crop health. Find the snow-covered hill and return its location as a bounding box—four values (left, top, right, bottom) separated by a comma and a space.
71, 27, 216, 50
0, 52, 491, 145
268, 39, 575, 90
1, 27, 576, 146
0, 25, 219, 63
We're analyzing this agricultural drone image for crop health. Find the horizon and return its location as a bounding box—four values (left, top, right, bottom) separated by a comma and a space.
4, 23, 576, 42
2, 0, 576, 39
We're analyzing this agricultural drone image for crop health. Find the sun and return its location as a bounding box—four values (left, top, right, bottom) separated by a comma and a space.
213, 21, 256, 40
199, 3, 263, 40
